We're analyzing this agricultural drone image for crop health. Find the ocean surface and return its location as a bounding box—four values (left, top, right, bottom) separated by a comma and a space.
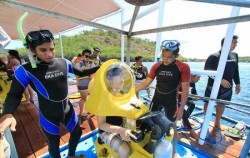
139, 62, 250, 133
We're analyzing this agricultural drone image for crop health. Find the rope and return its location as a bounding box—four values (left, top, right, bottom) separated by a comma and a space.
199, 124, 223, 151
176, 116, 202, 131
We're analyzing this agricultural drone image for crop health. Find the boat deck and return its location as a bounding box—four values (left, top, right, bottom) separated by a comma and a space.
9, 79, 246, 158
178, 124, 246, 158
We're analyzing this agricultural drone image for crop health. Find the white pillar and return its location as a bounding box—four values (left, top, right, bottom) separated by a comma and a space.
198, 6, 240, 145
121, 9, 125, 62
154, 0, 165, 62
59, 34, 64, 58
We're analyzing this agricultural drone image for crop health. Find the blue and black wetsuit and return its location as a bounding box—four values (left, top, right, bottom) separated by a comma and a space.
3, 58, 99, 157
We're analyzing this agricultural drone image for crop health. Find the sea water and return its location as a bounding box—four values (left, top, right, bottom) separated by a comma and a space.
139, 62, 250, 134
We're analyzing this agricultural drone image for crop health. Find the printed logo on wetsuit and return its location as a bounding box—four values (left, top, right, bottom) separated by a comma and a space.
45, 70, 64, 79
227, 59, 236, 62
159, 71, 173, 76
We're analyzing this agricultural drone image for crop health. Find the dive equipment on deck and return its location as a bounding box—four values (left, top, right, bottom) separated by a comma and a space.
86, 59, 174, 158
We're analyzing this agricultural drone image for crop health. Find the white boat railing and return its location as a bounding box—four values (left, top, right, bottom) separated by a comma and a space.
140, 92, 250, 129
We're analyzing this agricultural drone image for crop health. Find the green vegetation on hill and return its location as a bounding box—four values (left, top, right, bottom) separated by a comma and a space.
13, 29, 250, 62
17, 29, 156, 61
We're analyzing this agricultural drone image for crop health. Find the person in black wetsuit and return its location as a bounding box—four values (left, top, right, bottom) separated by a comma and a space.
0, 29, 100, 158
136, 40, 190, 122
179, 74, 200, 139
203, 35, 241, 132
135, 40, 190, 157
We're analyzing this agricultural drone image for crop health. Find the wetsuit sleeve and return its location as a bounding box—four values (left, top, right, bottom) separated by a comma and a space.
2, 66, 29, 114
233, 53, 240, 85
180, 63, 191, 82
204, 55, 218, 71
2, 78, 24, 114
148, 62, 161, 79
73, 65, 100, 77
66, 58, 100, 77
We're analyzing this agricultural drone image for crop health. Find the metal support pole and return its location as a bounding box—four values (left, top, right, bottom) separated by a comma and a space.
126, 36, 131, 65
121, 10, 125, 62
59, 34, 64, 58
154, 0, 165, 62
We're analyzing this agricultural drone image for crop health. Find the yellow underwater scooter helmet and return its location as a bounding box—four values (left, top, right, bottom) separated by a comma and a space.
86, 59, 149, 119
86, 59, 175, 158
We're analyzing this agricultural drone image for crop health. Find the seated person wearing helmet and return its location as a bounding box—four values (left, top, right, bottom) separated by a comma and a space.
0, 29, 100, 158
97, 67, 137, 158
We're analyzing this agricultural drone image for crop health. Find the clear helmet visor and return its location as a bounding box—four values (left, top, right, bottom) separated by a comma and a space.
106, 62, 133, 96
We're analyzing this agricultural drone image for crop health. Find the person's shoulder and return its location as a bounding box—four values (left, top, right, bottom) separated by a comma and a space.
210, 51, 220, 57
230, 51, 238, 56
176, 60, 189, 67
153, 62, 161, 66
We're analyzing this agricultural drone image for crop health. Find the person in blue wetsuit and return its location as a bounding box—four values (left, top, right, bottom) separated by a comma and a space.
203, 35, 241, 133
0, 29, 99, 158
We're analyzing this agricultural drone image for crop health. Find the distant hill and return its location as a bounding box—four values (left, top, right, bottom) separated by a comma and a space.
16, 29, 188, 61
14, 29, 250, 62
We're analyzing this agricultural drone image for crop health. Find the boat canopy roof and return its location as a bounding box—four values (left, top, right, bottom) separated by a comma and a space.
0, 0, 120, 40
1, 0, 250, 40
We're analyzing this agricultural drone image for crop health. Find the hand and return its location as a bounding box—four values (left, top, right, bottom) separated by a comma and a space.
142, 66, 147, 72
193, 97, 200, 101
235, 84, 241, 94
0, 114, 17, 133
174, 107, 184, 120
119, 128, 137, 142
221, 79, 231, 88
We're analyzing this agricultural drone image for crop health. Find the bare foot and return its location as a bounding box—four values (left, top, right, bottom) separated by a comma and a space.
214, 124, 226, 131
210, 127, 217, 138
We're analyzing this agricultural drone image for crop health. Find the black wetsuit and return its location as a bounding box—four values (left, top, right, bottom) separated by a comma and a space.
0, 60, 7, 72
204, 51, 240, 103
3, 58, 99, 157
179, 82, 197, 129
148, 61, 190, 122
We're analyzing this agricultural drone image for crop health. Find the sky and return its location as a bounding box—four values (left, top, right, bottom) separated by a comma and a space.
5, 0, 250, 59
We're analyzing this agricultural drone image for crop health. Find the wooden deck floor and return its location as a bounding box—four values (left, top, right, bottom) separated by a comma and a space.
9, 79, 246, 158
178, 122, 246, 158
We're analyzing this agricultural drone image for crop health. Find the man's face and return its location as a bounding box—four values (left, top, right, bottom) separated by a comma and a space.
136, 58, 143, 65
161, 50, 177, 65
93, 51, 99, 58
34, 42, 55, 63
83, 53, 91, 61
191, 75, 200, 83
230, 38, 237, 51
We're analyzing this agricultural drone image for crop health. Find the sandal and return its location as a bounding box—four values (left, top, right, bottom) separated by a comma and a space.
224, 121, 246, 139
